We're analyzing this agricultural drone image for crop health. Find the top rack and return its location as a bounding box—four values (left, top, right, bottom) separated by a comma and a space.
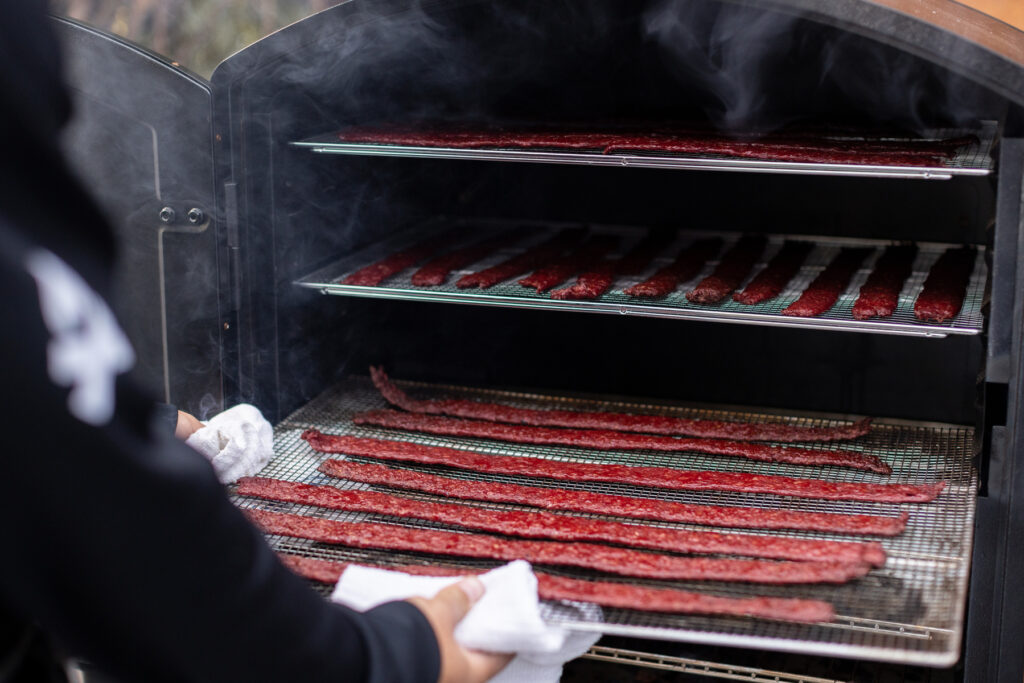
292, 121, 998, 180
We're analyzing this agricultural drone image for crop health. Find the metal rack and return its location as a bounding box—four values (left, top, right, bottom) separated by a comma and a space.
291, 122, 997, 180
232, 375, 977, 668
295, 219, 987, 338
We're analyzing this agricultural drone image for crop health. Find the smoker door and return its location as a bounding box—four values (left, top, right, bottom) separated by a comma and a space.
52, 17, 222, 418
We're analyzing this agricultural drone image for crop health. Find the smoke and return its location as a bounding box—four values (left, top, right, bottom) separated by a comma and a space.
642, 0, 804, 133
641, 0, 1000, 134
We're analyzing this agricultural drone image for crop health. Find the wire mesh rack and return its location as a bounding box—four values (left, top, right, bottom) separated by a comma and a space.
232, 375, 977, 667
291, 122, 997, 180
295, 218, 987, 338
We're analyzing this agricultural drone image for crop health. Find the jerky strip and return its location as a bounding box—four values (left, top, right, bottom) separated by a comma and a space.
914, 247, 976, 323
519, 235, 619, 293
302, 432, 943, 503
353, 410, 892, 474
733, 241, 814, 305
248, 509, 870, 584
782, 248, 872, 317
551, 231, 674, 300
625, 238, 722, 298
319, 459, 909, 536
457, 228, 584, 289
852, 245, 918, 320
238, 477, 885, 565
277, 554, 835, 623
370, 367, 872, 443
335, 127, 963, 167
687, 235, 768, 304
411, 235, 513, 287
342, 238, 437, 286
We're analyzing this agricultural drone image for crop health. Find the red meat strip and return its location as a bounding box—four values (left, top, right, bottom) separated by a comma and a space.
277, 554, 835, 623
733, 241, 814, 305
852, 245, 918, 320
687, 235, 768, 304
247, 509, 870, 584
519, 235, 619, 293
914, 247, 977, 323
551, 231, 674, 300
335, 126, 965, 168
602, 136, 951, 167
457, 228, 585, 289
370, 367, 871, 443
352, 410, 892, 474
782, 248, 872, 317
301, 432, 943, 503
548, 261, 618, 300
625, 238, 722, 298
411, 235, 514, 287
238, 477, 885, 565
319, 459, 909, 536
342, 238, 438, 286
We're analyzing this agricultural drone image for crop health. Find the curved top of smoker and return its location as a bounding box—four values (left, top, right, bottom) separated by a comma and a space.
760, 0, 1024, 107
211, 0, 1024, 119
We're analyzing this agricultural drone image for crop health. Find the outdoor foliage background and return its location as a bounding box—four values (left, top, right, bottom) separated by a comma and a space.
52, 0, 343, 77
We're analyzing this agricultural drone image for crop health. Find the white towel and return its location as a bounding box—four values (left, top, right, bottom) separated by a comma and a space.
332, 561, 602, 683
185, 404, 274, 484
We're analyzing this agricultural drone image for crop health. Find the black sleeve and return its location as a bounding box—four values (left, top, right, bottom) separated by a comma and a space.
0, 255, 440, 683
151, 403, 180, 436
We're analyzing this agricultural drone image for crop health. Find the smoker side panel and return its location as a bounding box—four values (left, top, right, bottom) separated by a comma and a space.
54, 17, 223, 417
964, 136, 1024, 683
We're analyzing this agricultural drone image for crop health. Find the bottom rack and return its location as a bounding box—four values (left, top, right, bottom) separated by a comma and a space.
231, 375, 976, 668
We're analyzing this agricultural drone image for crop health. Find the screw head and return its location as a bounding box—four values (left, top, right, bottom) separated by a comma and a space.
159, 206, 176, 223
187, 208, 205, 225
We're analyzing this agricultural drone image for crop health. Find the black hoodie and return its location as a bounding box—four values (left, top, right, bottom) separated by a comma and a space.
0, 3, 440, 681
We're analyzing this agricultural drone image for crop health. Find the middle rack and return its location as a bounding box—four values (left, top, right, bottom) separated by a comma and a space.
295, 218, 985, 339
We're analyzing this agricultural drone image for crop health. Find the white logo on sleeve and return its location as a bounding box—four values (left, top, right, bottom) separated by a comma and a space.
25, 249, 135, 426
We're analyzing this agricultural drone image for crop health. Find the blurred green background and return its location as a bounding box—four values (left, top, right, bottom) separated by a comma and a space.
52, 0, 343, 77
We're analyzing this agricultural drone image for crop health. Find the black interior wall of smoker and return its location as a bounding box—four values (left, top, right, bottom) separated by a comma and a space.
326, 298, 983, 425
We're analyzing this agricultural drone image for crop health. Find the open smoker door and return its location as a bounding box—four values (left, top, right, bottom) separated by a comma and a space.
51, 17, 222, 418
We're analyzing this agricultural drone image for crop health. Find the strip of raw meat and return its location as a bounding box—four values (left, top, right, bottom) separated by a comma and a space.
548, 260, 618, 300
519, 235, 619, 293
318, 459, 909, 536
457, 228, 585, 289
335, 126, 964, 167
602, 136, 952, 167
782, 248, 872, 317
914, 247, 977, 323
411, 235, 514, 287
550, 231, 674, 300
369, 368, 871, 443
352, 410, 892, 473
687, 235, 768, 304
852, 245, 918, 320
625, 238, 723, 298
301, 432, 943, 503
342, 238, 438, 286
247, 509, 870, 584
238, 477, 885, 565
277, 554, 835, 623
733, 241, 814, 305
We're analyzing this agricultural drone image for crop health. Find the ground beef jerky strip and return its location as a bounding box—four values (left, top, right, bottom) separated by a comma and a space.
301, 432, 942, 503
277, 554, 836, 623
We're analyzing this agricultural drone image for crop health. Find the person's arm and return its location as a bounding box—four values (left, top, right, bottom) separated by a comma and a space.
0, 253, 505, 683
